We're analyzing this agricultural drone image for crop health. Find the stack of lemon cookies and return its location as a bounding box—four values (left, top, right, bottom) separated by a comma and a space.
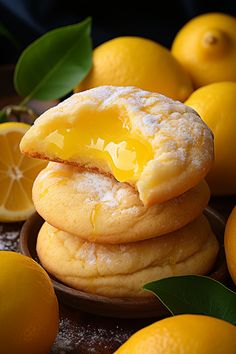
20, 86, 219, 298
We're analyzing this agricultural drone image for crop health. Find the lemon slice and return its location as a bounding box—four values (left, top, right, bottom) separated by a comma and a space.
0, 122, 46, 222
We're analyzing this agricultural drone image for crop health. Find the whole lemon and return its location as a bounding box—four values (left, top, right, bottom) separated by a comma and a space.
185, 82, 236, 195
172, 13, 236, 88
0, 251, 59, 354
225, 206, 236, 285
75, 36, 193, 101
114, 314, 236, 354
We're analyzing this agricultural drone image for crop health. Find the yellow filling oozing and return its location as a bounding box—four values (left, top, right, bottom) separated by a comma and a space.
42, 107, 154, 182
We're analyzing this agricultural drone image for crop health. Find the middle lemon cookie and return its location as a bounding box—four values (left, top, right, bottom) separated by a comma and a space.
33, 162, 210, 244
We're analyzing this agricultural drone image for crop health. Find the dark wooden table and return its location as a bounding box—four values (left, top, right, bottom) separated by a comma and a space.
0, 196, 235, 354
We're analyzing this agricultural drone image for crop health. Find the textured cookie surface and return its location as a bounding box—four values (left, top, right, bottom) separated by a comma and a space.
37, 215, 219, 298
33, 162, 210, 243
21, 86, 213, 205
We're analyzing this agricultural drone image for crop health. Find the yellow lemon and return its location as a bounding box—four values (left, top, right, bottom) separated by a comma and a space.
75, 36, 193, 101
0, 251, 59, 354
115, 314, 236, 354
0, 122, 46, 222
224, 206, 236, 285
172, 13, 236, 88
185, 82, 236, 195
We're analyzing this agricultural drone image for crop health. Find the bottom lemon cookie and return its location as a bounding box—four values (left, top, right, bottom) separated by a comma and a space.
37, 215, 219, 298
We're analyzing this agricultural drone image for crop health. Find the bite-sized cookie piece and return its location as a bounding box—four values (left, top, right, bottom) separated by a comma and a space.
21, 86, 213, 206
37, 215, 219, 298
33, 162, 210, 244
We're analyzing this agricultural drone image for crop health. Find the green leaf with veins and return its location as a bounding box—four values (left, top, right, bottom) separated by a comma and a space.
144, 275, 236, 325
14, 17, 92, 104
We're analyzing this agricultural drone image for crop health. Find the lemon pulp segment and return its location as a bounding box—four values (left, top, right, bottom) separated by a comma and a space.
0, 123, 46, 221
41, 107, 154, 182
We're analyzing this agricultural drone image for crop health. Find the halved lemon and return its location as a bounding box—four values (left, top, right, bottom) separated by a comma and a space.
0, 122, 46, 222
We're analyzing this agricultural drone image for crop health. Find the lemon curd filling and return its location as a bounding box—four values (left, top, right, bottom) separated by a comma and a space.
42, 107, 154, 182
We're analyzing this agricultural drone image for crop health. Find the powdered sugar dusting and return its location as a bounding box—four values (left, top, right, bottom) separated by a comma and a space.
42, 85, 206, 137
0, 225, 20, 251
51, 312, 139, 354
141, 113, 163, 135
74, 172, 119, 207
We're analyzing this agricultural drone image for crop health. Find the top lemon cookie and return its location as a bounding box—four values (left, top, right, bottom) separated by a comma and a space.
20, 86, 213, 206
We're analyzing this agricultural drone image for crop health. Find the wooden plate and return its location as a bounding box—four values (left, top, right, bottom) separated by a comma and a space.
20, 208, 227, 319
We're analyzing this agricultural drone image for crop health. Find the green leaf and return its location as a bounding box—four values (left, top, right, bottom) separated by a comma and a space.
14, 18, 92, 103
144, 275, 236, 325
0, 110, 7, 123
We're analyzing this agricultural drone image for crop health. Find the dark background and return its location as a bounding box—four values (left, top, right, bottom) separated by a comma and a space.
0, 0, 236, 64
